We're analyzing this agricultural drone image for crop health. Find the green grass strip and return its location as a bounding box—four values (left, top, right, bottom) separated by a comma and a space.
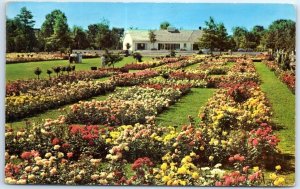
254, 63, 295, 154
6, 57, 152, 81
156, 88, 215, 130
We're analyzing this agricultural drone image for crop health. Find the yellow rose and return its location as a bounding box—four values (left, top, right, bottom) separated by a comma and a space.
192, 172, 199, 179
274, 180, 279, 186
167, 180, 173, 186
160, 163, 168, 171
269, 173, 277, 180
277, 177, 285, 185
275, 165, 281, 171
162, 176, 171, 183
172, 180, 179, 186
179, 180, 187, 186
28, 174, 35, 181
253, 166, 259, 172
177, 167, 187, 174
190, 152, 196, 157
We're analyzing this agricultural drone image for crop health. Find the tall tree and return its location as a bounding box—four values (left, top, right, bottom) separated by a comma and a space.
232, 27, 248, 49
87, 19, 110, 49
111, 27, 124, 49
250, 25, 265, 50
8, 7, 37, 52
148, 30, 157, 49
6, 18, 19, 52
266, 19, 295, 51
216, 23, 229, 52
160, 21, 171, 30
40, 10, 71, 52
71, 26, 89, 49
87, 19, 123, 50
198, 17, 229, 53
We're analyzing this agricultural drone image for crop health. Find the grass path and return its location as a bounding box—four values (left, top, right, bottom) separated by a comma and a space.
156, 88, 215, 130
6, 56, 152, 81
254, 63, 295, 154
254, 63, 295, 185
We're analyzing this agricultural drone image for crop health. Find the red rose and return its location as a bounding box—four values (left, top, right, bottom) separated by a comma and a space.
52, 138, 60, 145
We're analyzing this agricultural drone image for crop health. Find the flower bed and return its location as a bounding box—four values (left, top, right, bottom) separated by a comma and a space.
4, 56, 288, 186
199, 81, 279, 166
66, 86, 187, 125
111, 70, 159, 86
146, 76, 207, 88
6, 80, 116, 122
6, 70, 116, 96
5, 115, 285, 186
6, 52, 67, 64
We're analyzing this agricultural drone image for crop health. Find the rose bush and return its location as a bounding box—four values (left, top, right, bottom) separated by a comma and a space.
66, 86, 187, 125
6, 80, 116, 122
6, 70, 116, 96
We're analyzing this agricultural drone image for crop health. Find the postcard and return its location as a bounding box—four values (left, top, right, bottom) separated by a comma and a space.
4, 1, 296, 186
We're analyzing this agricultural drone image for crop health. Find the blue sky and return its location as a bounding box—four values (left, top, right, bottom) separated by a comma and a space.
6, 2, 296, 34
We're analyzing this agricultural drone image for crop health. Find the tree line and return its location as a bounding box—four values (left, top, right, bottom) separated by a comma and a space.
6, 7, 295, 53
198, 17, 295, 53
7, 7, 124, 53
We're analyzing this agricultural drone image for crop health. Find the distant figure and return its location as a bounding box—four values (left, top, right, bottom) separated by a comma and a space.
101, 55, 106, 68
68, 53, 72, 63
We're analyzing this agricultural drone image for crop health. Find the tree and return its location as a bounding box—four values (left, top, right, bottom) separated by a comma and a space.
249, 25, 265, 50
6, 7, 37, 52
103, 49, 123, 68
266, 19, 295, 51
160, 21, 171, 30
126, 43, 131, 50
133, 52, 143, 62
16, 7, 36, 52
227, 36, 236, 51
87, 24, 101, 49
87, 19, 111, 50
198, 17, 229, 54
46, 69, 53, 79
34, 67, 42, 79
216, 23, 229, 53
71, 26, 89, 49
40, 10, 71, 52
112, 27, 125, 49
6, 18, 19, 52
232, 27, 248, 49
148, 30, 157, 49
87, 20, 124, 50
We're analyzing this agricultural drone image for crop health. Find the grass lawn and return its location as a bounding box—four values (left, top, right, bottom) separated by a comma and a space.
6, 56, 152, 81
156, 88, 215, 130
255, 62, 295, 185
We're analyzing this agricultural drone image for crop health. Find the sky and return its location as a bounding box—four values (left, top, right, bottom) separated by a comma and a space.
6, 2, 296, 34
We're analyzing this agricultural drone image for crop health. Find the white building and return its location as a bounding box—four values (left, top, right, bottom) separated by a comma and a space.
123, 28, 203, 51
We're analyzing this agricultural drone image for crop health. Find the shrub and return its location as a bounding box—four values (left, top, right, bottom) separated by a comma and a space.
133, 52, 143, 62
34, 67, 42, 79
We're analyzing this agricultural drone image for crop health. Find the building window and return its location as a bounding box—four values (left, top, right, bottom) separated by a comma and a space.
137, 43, 146, 50
158, 43, 165, 50
159, 43, 180, 50
184, 43, 187, 48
